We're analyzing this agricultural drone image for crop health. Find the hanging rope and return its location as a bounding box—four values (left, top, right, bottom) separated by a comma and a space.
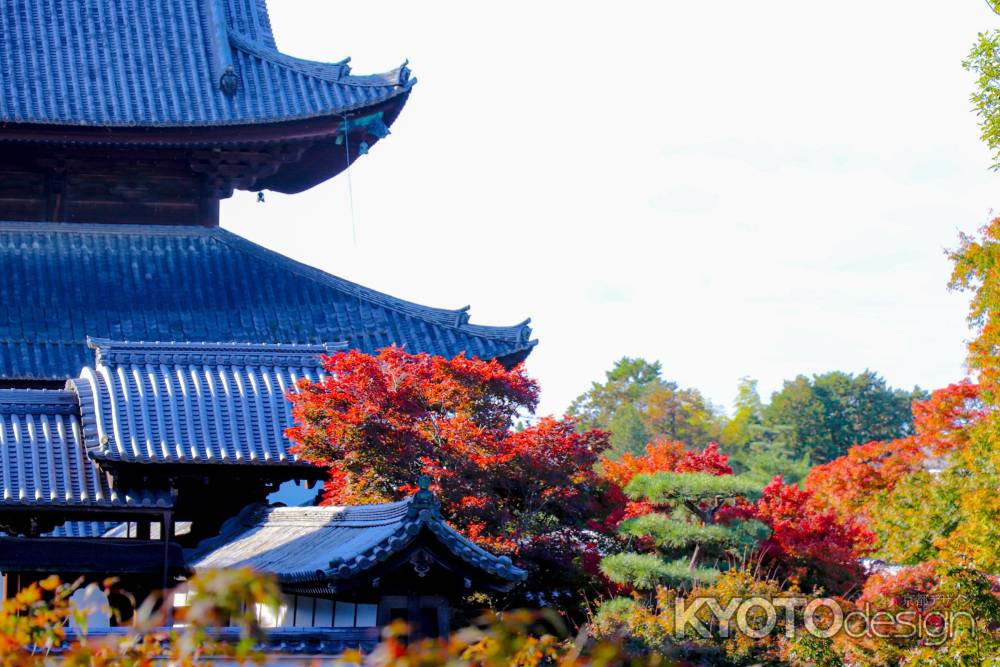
343, 114, 357, 246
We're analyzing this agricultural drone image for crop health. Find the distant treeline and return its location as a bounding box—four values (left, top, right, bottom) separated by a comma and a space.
568, 357, 926, 483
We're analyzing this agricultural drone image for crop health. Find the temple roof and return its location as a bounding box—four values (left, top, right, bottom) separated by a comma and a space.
69, 339, 335, 466
0, 222, 537, 382
0, 0, 413, 128
0, 389, 172, 510
187, 494, 527, 586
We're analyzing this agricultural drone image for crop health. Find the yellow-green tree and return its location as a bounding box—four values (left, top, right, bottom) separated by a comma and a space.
965, 2, 1000, 169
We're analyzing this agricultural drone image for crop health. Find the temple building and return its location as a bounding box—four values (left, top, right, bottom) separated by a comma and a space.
0, 0, 534, 652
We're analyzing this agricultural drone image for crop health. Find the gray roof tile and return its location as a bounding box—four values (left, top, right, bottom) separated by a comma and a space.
70, 339, 336, 466
0, 389, 171, 508
0, 222, 536, 382
0, 0, 413, 127
187, 494, 526, 584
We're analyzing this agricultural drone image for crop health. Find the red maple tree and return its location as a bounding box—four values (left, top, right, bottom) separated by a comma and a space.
727, 477, 875, 594
285, 347, 611, 568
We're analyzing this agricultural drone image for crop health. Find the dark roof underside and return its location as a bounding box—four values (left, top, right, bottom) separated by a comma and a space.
0, 222, 536, 381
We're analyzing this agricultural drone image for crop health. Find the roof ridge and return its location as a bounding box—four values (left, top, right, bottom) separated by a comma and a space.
229, 32, 350, 83
211, 228, 536, 344
264, 502, 412, 527
0, 389, 79, 415
0, 389, 78, 403
0, 221, 219, 237
87, 338, 346, 368
227, 25, 414, 90
276, 498, 412, 513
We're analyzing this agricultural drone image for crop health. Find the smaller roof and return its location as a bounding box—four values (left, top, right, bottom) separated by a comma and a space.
69, 339, 342, 467
187, 492, 526, 587
0, 390, 171, 511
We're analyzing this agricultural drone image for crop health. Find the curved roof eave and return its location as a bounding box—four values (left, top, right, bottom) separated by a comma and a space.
188, 496, 527, 586
0, 0, 416, 130
230, 32, 414, 89
212, 229, 538, 351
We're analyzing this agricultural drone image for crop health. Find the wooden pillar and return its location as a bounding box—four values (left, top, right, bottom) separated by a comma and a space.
43, 165, 67, 222
198, 196, 219, 227
161, 510, 175, 625
407, 594, 421, 636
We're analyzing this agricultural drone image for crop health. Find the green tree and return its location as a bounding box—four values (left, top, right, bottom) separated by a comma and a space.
569, 357, 721, 457
731, 423, 811, 486
600, 472, 766, 591
763, 370, 926, 464
718, 377, 764, 451
639, 383, 719, 447
720, 379, 810, 484
965, 2, 1000, 169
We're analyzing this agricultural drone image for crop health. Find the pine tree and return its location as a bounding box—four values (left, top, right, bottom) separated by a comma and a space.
600, 471, 767, 591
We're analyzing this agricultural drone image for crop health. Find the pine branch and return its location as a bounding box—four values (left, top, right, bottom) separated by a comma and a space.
625, 472, 762, 505
600, 553, 720, 590
620, 513, 743, 550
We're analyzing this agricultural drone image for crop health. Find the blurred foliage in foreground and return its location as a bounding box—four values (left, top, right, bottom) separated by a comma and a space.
0, 569, 279, 665
1, 571, 671, 666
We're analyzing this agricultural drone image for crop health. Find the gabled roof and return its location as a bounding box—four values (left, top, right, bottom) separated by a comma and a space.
0, 390, 171, 510
0, 222, 536, 382
187, 493, 527, 587
69, 340, 336, 466
0, 0, 413, 128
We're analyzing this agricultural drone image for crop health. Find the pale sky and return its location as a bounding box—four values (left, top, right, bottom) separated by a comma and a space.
224, 1, 1000, 417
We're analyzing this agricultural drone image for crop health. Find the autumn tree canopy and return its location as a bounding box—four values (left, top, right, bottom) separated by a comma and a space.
286, 347, 611, 583
569, 357, 721, 457
572, 359, 923, 472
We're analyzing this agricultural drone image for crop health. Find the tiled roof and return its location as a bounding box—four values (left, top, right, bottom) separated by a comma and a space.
187, 494, 526, 585
0, 389, 171, 508
69, 340, 335, 466
0, 222, 536, 382
0, 0, 414, 127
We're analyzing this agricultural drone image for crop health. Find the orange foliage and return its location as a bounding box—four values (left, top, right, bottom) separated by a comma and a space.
857, 561, 941, 611
804, 439, 924, 522
599, 440, 731, 523
805, 382, 984, 522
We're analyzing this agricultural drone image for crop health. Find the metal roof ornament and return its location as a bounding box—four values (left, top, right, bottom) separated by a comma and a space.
409, 475, 437, 514
219, 66, 239, 96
